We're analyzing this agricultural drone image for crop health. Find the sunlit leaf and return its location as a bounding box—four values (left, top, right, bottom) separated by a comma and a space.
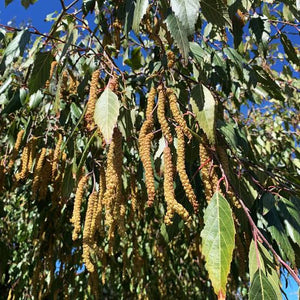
94, 87, 120, 143
132, 0, 148, 34
201, 192, 235, 297
190, 84, 216, 143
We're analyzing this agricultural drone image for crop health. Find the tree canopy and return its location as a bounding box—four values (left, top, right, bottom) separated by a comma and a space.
0, 0, 299, 299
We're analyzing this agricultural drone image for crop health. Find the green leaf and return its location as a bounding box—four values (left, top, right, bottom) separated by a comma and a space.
124, 47, 143, 70
94, 87, 120, 143
278, 197, 300, 247
190, 84, 216, 143
132, 0, 148, 34
165, 13, 189, 63
0, 30, 31, 73
201, 192, 235, 297
82, 0, 96, 15
170, 0, 200, 35
28, 51, 53, 94
200, 0, 231, 27
28, 90, 43, 109
249, 269, 278, 300
280, 33, 300, 67
249, 241, 281, 299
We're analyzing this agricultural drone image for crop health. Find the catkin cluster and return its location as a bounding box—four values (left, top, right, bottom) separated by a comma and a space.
167, 88, 192, 140
8, 129, 24, 171
199, 139, 219, 203
163, 146, 190, 225
85, 69, 100, 131
15, 142, 30, 182
32, 148, 47, 199
71, 174, 89, 241
139, 87, 156, 206
175, 127, 198, 212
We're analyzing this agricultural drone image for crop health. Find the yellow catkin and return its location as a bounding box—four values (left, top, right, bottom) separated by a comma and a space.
175, 127, 198, 212
7, 129, 24, 171
15, 143, 30, 182
82, 191, 98, 273
139, 119, 155, 206
157, 87, 173, 143
27, 137, 37, 172
146, 87, 156, 120
96, 166, 106, 235
59, 70, 69, 99
38, 150, 53, 200
199, 140, 219, 203
103, 128, 123, 232
167, 50, 175, 69
130, 173, 137, 215
32, 148, 47, 199
45, 61, 57, 90
85, 69, 100, 131
51, 133, 63, 181
167, 88, 192, 140
163, 146, 190, 225
71, 174, 89, 241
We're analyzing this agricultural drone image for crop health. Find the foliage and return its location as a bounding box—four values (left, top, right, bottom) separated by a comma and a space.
0, 0, 299, 299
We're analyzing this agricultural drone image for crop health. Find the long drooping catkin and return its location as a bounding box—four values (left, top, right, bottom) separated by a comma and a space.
32, 148, 47, 199
157, 87, 172, 143
199, 140, 218, 203
15, 142, 30, 182
45, 61, 57, 90
103, 128, 123, 233
175, 127, 198, 212
163, 146, 190, 225
82, 191, 98, 273
146, 86, 156, 120
52, 134, 63, 181
8, 129, 24, 171
71, 174, 89, 241
96, 166, 106, 235
167, 88, 192, 140
27, 137, 37, 172
85, 69, 100, 131
38, 150, 53, 200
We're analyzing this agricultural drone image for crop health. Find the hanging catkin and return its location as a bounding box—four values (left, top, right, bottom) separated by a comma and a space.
8, 129, 24, 171
163, 145, 190, 225
167, 88, 192, 140
32, 148, 47, 199
96, 166, 106, 235
45, 61, 57, 90
85, 69, 100, 131
146, 86, 156, 120
102, 127, 123, 243
82, 191, 98, 273
199, 139, 219, 203
166, 50, 175, 69
175, 127, 198, 212
51, 133, 63, 181
27, 137, 37, 172
71, 174, 89, 241
157, 87, 172, 143
38, 150, 53, 200
15, 142, 30, 182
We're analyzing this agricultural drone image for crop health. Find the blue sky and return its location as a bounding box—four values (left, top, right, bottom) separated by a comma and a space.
0, 1, 299, 299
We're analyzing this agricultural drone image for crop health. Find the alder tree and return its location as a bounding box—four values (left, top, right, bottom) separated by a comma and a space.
0, 0, 299, 298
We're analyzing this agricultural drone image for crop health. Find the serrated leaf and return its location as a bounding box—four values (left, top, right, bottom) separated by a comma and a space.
249, 269, 278, 300
28, 51, 53, 94
132, 0, 148, 34
0, 30, 31, 73
165, 13, 189, 63
190, 84, 216, 143
170, 0, 200, 35
280, 33, 300, 67
201, 192, 235, 297
94, 87, 120, 143
249, 241, 281, 299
